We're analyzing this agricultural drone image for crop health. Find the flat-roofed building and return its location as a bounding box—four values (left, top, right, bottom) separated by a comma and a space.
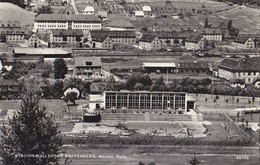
106, 20, 135, 31
142, 62, 176, 73
104, 91, 188, 112
34, 14, 102, 31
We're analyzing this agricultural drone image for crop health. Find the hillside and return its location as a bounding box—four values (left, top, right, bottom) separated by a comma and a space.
0, 3, 35, 26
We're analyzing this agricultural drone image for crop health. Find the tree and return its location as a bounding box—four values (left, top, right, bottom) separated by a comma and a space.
188, 154, 201, 165
237, 98, 240, 107
205, 97, 208, 105
204, 18, 208, 28
51, 80, 64, 99
53, 58, 68, 79
225, 99, 229, 107
64, 92, 78, 105
36, 5, 53, 15
0, 77, 62, 164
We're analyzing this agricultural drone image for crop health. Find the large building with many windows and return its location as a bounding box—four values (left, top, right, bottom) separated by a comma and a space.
34, 14, 102, 31
104, 91, 189, 112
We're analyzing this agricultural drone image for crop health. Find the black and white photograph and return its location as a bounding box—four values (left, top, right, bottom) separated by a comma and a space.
0, 0, 260, 164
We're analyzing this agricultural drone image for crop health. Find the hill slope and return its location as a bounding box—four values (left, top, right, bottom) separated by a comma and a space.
0, 3, 35, 26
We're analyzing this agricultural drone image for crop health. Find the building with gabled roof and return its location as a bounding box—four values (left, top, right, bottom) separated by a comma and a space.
34, 14, 102, 31
204, 18, 232, 38
175, 60, 210, 75
83, 5, 95, 15
49, 29, 84, 44
218, 57, 260, 84
73, 56, 103, 79
26, 32, 42, 48
185, 35, 205, 51
139, 34, 161, 51
232, 34, 260, 49
199, 29, 223, 42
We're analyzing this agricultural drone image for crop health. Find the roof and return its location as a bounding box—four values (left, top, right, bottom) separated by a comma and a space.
74, 56, 102, 67
0, 20, 21, 28
84, 6, 95, 12
107, 20, 135, 28
176, 61, 209, 69
13, 48, 72, 55
206, 18, 231, 29
0, 79, 19, 86
4, 31, 25, 35
51, 29, 83, 36
218, 57, 260, 71
135, 11, 145, 17
97, 11, 108, 18
234, 34, 258, 44
185, 35, 204, 43
142, 31, 186, 39
139, 34, 157, 43
142, 62, 176, 68
143, 5, 152, 12
91, 30, 136, 41
35, 14, 101, 22
105, 90, 186, 95
199, 29, 222, 35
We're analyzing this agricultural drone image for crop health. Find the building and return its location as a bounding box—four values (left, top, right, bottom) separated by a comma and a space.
106, 20, 135, 31
26, 32, 42, 48
175, 60, 211, 75
5, 30, 26, 43
92, 35, 113, 49
13, 48, 72, 61
199, 29, 223, 42
142, 5, 152, 15
218, 57, 260, 84
142, 62, 176, 73
134, 11, 145, 18
83, 6, 95, 15
0, 79, 20, 99
73, 56, 103, 79
34, 14, 102, 31
204, 18, 232, 38
49, 29, 83, 44
232, 34, 259, 49
90, 30, 136, 48
0, 21, 21, 34
185, 35, 205, 51
104, 91, 189, 112
97, 11, 108, 20
139, 35, 161, 51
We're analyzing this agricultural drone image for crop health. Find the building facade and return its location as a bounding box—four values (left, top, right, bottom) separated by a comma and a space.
49, 29, 83, 44
139, 35, 161, 50
0, 21, 21, 34
104, 91, 188, 112
232, 34, 257, 49
34, 14, 102, 31
5, 31, 25, 43
27, 32, 41, 48
185, 35, 205, 51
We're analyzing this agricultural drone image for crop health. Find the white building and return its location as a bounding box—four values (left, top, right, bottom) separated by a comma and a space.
83, 6, 95, 15
34, 14, 102, 31
142, 5, 152, 15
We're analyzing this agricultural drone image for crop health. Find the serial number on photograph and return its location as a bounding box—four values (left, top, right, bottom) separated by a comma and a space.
236, 155, 249, 160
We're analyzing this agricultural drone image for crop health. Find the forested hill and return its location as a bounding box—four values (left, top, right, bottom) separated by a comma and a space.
0, 0, 25, 8
214, 0, 260, 7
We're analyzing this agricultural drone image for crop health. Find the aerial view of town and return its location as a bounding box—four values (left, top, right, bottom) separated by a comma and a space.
0, 0, 260, 164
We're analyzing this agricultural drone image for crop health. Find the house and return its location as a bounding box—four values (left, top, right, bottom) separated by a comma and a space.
204, 18, 232, 38
185, 35, 205, 51
26, 32, 42, 48
34, 14, 102, 31
232, 34, 260, 49
5, 30, 26, 43
106, 20, 135, 31
199, 29, 223, 42
218, 57, 260, 84
83, 6, 95, 15
13, 48, 73, 62
0, 79, 20, 99
230, 79, 245, 88
139, 35, 161, 51
92, 35, 113, 49
175, 60, 210, 75
134, 11, 145, 18
0, 21, 21, 34
49, 29, 83, 44
143, 5, 152, 16
73, 56, 103, 79
90, 30, 136, 48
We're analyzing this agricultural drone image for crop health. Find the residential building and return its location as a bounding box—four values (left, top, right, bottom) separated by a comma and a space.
134, 11, 145, 18
73, 56, 103, 79
204, 18, 232, 38
5, 30, 26, 43
232, 34, 260, 49
83, 6, 95, 15
104, 91, 188, 112
0, 21, 21, 34
26, 32, 41, 48
199, 29, 223, 42
92, 35, 113, 49
175, 60, 210, 75
90, 30, 136, 48
185, 35, 205, 51
49, 29, 83, 44
139, 35, 161, 51
218, 57, 260, 84
106, 20, 135, 31
142, 5, 152, 15
34, 14, 102, 31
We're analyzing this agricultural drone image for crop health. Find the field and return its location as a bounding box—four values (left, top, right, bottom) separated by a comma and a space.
0, 3, 35, 26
